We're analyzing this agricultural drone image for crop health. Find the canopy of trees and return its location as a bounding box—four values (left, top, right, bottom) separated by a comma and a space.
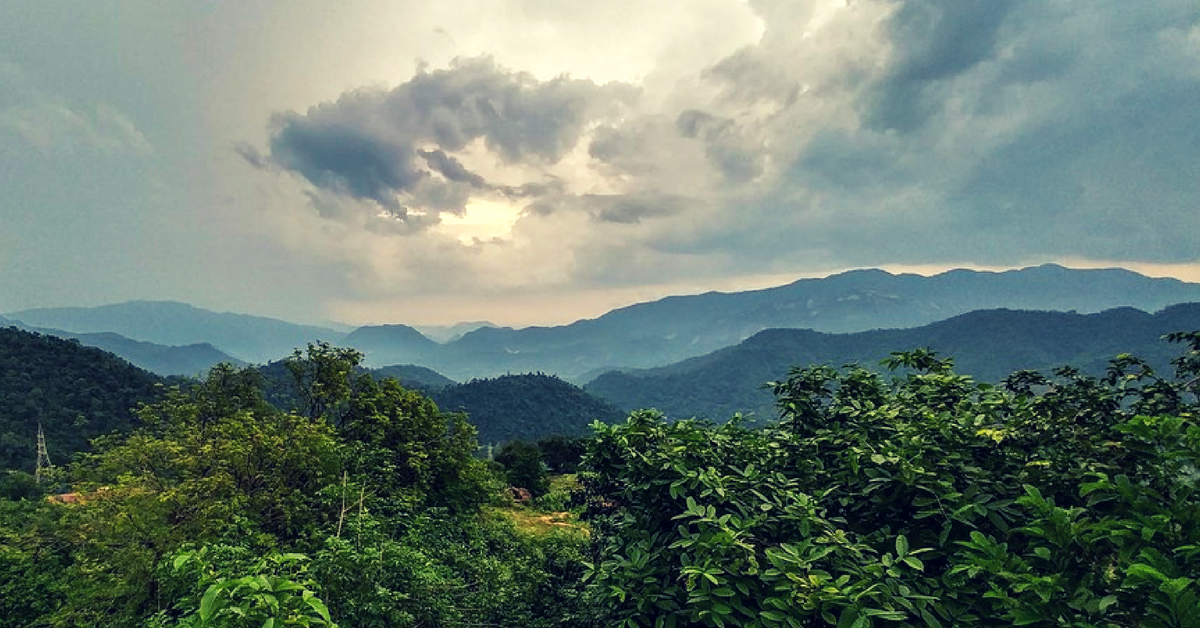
0, 327, 164, 474
2, 330, 1199, 627
430, 373, 625, 446
0, 344, 590, 628
580, 334, 1200, 627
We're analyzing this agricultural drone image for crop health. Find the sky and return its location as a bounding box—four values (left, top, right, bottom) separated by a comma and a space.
1, 0, 1198, 328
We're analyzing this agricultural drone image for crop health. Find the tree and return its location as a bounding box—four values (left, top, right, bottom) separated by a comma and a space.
495, 440, 550, 498
43, 364, 343, 627
339, 375, 493, 512
286, 342, 367, 424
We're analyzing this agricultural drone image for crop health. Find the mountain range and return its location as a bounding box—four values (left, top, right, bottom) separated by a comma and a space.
5, 301, 342, 364
7, 264, 1200, 380
0, 317, 243, 377
314, 264, 1200, 380
585, 304, 1200, 422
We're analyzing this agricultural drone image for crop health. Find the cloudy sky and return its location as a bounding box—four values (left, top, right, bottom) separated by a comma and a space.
2, 0, 1198, 327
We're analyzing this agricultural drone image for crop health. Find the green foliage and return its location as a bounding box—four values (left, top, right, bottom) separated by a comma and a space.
339, 373, 494, 513
535, 434, 588, 474
285, 342, 368, 423
0, 498, 70, 626
0, 327, 163, 473
0, 471, 41, 501
496, 440, 551, 498
580, 337, 1200, 628
6, 330, 1200, 628
0, 344, 581, 627
27, 364, 344, 627
312, 510, 592, 628
431, 373, 625, 445
160, 547, 336, 628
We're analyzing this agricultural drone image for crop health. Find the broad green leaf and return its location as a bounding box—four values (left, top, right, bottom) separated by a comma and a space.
305, 596, 333, 622
200, 585, 222, 621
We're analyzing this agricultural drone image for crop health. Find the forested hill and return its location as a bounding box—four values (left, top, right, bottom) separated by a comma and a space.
371, 364, 457, 390
586, 304, 1200, 421
0, 327, 164, 473
256, 359, 613, 445
429, 373, 625, 446
39, 331, 239, 377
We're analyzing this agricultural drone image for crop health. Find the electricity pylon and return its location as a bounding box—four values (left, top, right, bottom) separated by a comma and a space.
35, 422, 52, 483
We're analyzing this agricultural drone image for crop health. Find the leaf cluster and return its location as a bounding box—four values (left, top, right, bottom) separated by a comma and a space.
580, 334, 1200, 627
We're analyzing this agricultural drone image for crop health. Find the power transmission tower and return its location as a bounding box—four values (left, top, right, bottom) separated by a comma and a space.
35, 422, 52, 483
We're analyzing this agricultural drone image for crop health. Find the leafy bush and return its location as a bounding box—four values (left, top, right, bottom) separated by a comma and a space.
580, 334, 1200, 627
496, 440, 551, 498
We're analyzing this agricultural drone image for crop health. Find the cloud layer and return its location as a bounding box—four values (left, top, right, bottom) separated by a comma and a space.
254, 58, 637, 228
249, 0, 1200, 305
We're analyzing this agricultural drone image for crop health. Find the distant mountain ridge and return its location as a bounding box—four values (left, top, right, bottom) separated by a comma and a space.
352, 264, 1200, 380
9, 265, 1200, 380
6, 300, 345, 364
585, 303, 1200, 422
344, 324, 439, 364
48, 332, 241, 377
414, 321, 497, 343
2, 318, 242, 377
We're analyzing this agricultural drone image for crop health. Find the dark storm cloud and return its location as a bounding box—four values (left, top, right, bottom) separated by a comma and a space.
675, 109, 765, 182
270, 118, 426, 209
523, 193, 683, 224
417, 148, 487, 187
256, 57, 635, 221
698, 0, 1200, 272
862, 0, 1021, 131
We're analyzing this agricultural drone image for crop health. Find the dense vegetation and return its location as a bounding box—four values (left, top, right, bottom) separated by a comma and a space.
581, 333, 1200, 627
2, 327, 1199, 627
0, 327, 164, 475
588, 304, 1200, 421
0, 344, 591, 628
430, 373, 625, 446
258, 361, 618, 447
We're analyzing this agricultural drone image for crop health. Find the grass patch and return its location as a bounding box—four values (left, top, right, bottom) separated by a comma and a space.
488, 505, 589, 537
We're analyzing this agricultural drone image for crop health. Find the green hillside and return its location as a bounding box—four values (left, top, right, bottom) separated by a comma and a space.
586, 304, 1200, 421
431, 373, 625, 445
0, 327, 164, 473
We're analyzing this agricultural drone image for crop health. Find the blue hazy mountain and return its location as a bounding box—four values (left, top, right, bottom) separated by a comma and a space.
5, 300, 344, 364
2, 317, 242, 377
54, 332, 242, 377
414, 321, 498, 343
371, 364, 457, 391
584, 303, 1200, 422
417, 264, 1200, 380
9, 265, 1200, 380
343, 324, 440, 365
